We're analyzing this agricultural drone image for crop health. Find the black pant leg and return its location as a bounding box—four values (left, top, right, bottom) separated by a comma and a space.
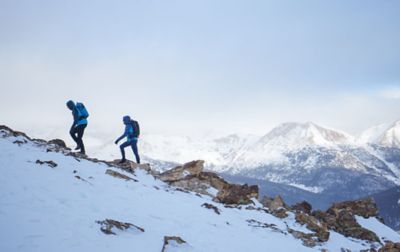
131, 140, 140, 164
120, 141, 130, 160
76, 124, 86, 153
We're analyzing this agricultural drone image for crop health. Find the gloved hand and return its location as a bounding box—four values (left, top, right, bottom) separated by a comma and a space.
114, 140, 119, 145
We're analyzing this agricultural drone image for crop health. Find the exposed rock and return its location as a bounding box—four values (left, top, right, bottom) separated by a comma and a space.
328, 198, 379, 218
323, 207, 379, 242
246, 219, 285, 234
261, 195, 289, 218
13, 140, 27, 146
0, 125, 32, 140
108, 160, 156, 175
159, 160, 258, 204
378, 241, 400, 252
201, 203, 221, 215
36, 159, 57, 168
161, 236, 187, 252
105, 169, 138, 182
96, 219, 144, 235
48, 139, 67, 149
159, 160, 204, 182
292, 201, 312, 214
216, 183, 258, 205
295, 212, 330, 242
288, 228, 318, 247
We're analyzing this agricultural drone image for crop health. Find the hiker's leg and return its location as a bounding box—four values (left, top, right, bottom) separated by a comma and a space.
131, 140, 140, 164
76, 124, 87, 154
70, 127, 78, 144
120, 141, 130, 160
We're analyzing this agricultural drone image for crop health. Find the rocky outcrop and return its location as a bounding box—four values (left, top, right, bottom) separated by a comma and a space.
261, 195, 289, 218
311, 198, 380, 242
328, 198, 379, 218
48, 139, 68, 149
159, 160, 258, 204
292, 201, 312, 214
215, 183, 258, 205
295, 212, 330, 242
377, 241, 400, 252
161, 236, 187, 252
159, 160, 204, 181
96, 219, 144, 235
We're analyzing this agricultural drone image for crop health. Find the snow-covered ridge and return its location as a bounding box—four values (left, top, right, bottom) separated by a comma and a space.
359, 121, 400, 147
1, 125, 400, 251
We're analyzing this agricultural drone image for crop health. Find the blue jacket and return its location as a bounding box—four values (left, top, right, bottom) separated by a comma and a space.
72, 106, 88, 127
116, 123, 138, 143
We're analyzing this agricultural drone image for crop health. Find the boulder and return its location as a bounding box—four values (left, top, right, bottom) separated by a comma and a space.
261, 195, 289, 218
159, 160, 204, 182
378, 241, 400, 252
48, 139, 67, 149
295, 212, 330, 242
324, 208, 379, 242
292, 201, 312, 214
216, 183, 258, 205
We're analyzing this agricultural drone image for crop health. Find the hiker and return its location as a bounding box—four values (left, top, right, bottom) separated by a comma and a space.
115, 115, 140, 164
66, 100, 89, 154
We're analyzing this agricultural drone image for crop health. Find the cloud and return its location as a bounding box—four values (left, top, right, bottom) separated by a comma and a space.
379, 87, 400, 100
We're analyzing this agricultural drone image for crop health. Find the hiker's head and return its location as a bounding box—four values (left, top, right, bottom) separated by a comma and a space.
123, 115, 131, 124
66, 100, 75, 110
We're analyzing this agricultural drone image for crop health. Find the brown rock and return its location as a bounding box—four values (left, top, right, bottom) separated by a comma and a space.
48, 139, 67, 149
328, 197, 379, 218
292, 201, 312, 214
261, 195, 289, 211
325, 207, 379, 242
288, 228, 317, 247
378, 241, 400, 252
216, 183, 259, 205
261, 195, 290, 218
295, 212, 330, 242
159, 160, 204, 182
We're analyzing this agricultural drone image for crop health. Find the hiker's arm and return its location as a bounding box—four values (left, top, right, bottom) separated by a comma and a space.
115, 127, 128, 144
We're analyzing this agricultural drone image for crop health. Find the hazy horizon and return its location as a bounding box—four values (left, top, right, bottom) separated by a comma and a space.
1, 0, 400, 144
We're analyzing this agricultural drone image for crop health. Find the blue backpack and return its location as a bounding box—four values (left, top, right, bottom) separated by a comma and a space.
76, 102, 89, 120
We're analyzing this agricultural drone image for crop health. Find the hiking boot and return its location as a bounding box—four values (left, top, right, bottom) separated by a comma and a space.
118, 159, 126, 164
75, 146, 81, 150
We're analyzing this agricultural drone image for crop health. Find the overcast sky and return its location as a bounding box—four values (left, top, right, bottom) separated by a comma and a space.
1, 0, 400, 141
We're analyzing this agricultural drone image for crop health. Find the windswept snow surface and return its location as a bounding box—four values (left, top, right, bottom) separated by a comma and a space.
1, 130, 399, 251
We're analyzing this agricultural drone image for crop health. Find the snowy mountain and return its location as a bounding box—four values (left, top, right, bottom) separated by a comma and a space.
89, 121, 400, 194
359, 120, 400, 147
1, 125, 400, 251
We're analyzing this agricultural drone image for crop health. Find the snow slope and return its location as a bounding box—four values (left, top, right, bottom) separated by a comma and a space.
1, 127, 399, 251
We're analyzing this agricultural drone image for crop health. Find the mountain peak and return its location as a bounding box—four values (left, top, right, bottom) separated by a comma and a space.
258, 122, 353, 148
359, 119, 400, 147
